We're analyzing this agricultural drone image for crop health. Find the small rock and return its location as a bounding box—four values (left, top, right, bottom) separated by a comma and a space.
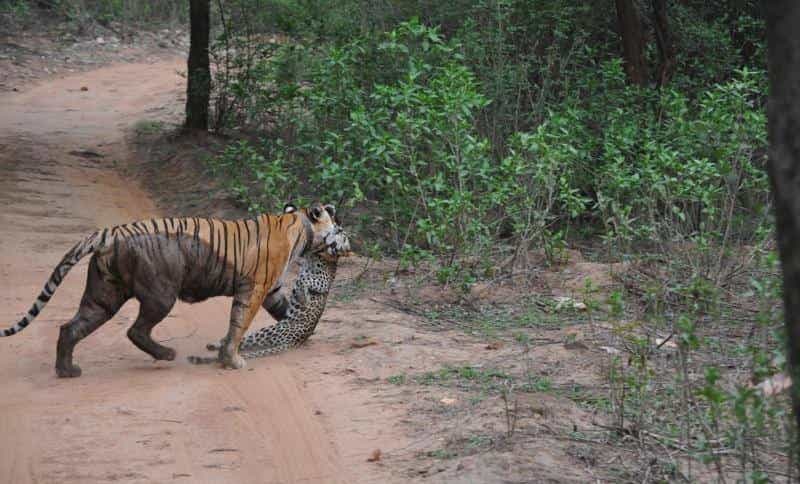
80, 86, 88, 91
367, 449, 382, 462
655, 337, 677, 349
440, 397, 456, 406
485, 341, 503, 350
96, 37, 105, 44
554, 296, 587, 311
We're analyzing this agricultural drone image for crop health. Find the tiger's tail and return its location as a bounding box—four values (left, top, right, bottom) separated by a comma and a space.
1, 230, 106, 337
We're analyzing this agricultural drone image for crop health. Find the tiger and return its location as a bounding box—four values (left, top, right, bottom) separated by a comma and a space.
187, 228, 349, 364
0, 203, 345, 378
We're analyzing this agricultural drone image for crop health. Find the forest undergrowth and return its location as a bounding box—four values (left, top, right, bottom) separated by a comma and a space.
194, 2, 791, 480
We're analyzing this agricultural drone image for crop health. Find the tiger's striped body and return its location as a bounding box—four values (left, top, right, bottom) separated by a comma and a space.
1, 204, 341, 377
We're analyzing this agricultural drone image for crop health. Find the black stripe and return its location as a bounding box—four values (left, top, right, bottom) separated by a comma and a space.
236, 220, 245, 259
111, 235, 120, 277
52, 268, 63, 286
120, 224, 136, 238
243, 219, 252, 251
262, 217, 271, 287
232, 299, 248, 310
214, 222, 230, 291
29, 305, 39, 317
39, 293, 51, 303
151, 219, 159, 233
152, 220, 163, 252
131, 222, 154, 257
192, 218, 201, 259
131, 222, 147, 235
266, 284, 281, 297
18, 319, 29, 328
204, 219, 217, 273
231, 223, 240, 291
213, 225, 223, 276
162, 219, 170, 239
252, 217, 262, 278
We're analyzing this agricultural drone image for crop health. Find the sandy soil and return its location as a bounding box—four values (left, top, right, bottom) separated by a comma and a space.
0, 58, 413, 484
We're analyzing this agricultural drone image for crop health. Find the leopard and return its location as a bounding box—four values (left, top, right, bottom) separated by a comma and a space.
187, 228, 349, 363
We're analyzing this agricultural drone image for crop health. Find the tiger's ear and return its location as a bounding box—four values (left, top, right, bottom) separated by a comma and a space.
323, 204, 336, 219
283, 203, 297, 214
309, 204, 324, 221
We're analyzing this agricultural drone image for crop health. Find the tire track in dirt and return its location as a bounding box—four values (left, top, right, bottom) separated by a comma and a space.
0, 58, 390, 484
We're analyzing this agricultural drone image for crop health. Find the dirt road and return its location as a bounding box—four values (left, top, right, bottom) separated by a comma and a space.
0, 59, 402, 484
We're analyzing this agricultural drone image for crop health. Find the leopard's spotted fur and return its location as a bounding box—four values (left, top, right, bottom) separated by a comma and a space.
187, 248, 339, 364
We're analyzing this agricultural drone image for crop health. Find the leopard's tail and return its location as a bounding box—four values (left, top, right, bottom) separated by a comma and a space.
1, 230, 107, 337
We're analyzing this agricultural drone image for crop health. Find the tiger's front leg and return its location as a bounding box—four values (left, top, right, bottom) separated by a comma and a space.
219, 286, 265, 369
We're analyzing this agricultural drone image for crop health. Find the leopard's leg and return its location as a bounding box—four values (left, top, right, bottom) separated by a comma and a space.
56, 257, 130, 378
236, 290, 309, 353
219, 286, 265, 369
127, 296, 178, 361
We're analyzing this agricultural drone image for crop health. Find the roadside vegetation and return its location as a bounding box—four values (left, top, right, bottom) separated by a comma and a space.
1, 0, 187, 32
199, 2, 792, 480
196, 2, 789, 479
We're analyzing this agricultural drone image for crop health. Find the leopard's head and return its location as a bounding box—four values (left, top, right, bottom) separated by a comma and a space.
284, 202, 351, 259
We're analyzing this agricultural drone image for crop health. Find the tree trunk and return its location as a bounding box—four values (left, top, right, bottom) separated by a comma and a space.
185, 0, 210, 131
615, 0, 648, 86
652, 0, 675, 87
764, 0, 800, 458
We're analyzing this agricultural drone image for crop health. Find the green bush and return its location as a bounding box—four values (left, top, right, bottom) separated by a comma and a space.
505, 60, 768, 257
211, 13, 769, 275
213, 20, 511, 272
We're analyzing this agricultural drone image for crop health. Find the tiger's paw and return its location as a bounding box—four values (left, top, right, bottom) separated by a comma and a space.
222, 353, 247, 370
56, 364, 82, 378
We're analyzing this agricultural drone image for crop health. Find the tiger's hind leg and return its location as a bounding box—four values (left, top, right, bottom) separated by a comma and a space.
56, 257, 130, 378
127, 296, 178, 362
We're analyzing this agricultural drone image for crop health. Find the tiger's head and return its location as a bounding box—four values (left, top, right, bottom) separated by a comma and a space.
284, 202, 351, 258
